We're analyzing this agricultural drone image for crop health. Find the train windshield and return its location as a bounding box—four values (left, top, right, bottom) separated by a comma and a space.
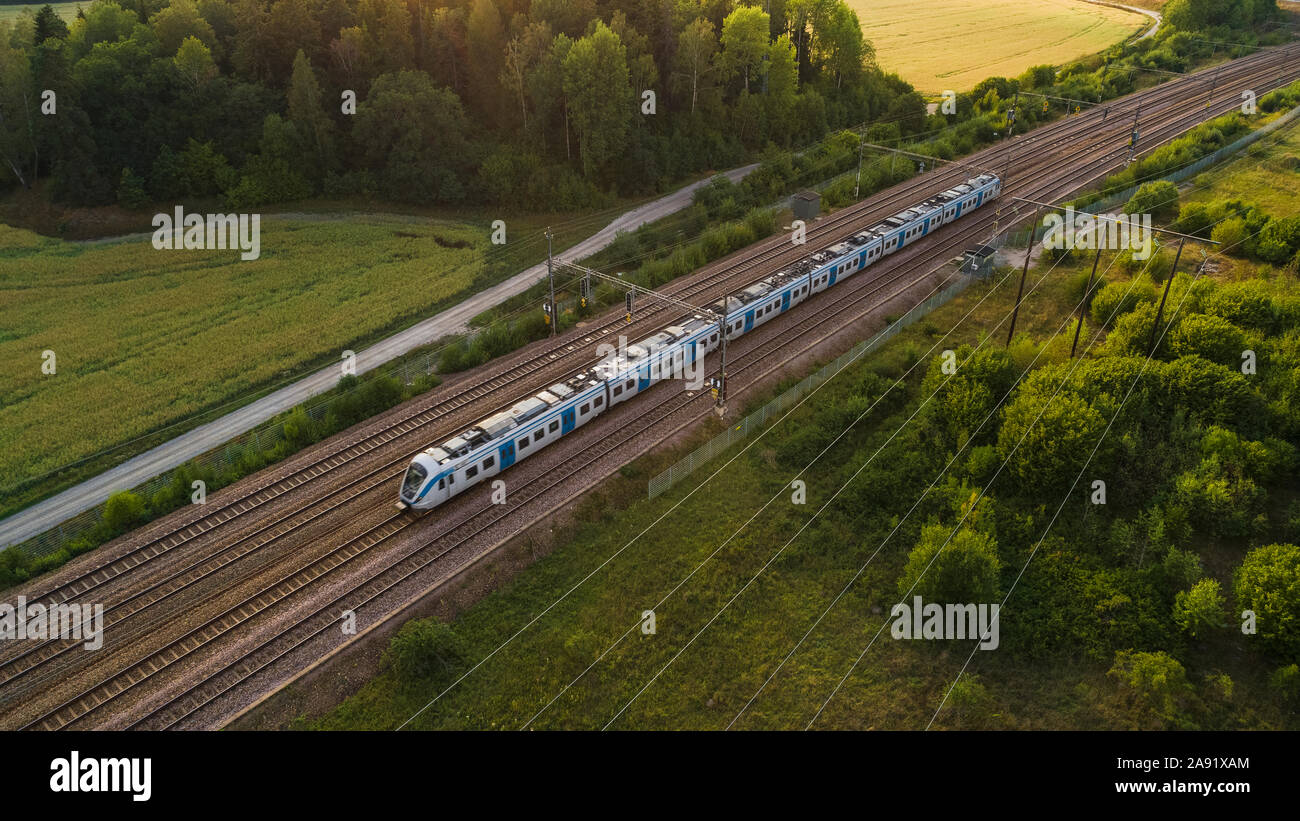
401, 463, 428, 499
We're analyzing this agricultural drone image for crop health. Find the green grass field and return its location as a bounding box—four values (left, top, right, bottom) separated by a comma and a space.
0, 217, 489, 504
851, 0, 1149, 93
0, 2, 83, 23
1184, 117, 1300, 217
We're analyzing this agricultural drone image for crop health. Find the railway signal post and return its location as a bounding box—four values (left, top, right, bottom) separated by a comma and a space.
546, 228, 557, 336
714, 299, 729, 415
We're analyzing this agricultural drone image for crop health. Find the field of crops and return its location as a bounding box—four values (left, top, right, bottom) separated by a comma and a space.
0, 217, 484, 492
851, 0, 1149, 93
0, 2, 83, 23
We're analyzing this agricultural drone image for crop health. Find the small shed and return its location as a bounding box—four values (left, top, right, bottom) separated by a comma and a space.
792, 190, 820, 222
963, 244, 997, 277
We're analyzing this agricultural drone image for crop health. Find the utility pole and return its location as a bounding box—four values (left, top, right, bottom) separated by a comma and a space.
1148, 239, 1185, 353
854, 126, 865, 199
1204, 63, 1222, 114
1127, 103, 1141, 164
546, 228, 556, 337
1071, 238, 1104, 358
1002, 91, 1020, 183
1006, 205, 1042, 345
1009, 196, 1216, 355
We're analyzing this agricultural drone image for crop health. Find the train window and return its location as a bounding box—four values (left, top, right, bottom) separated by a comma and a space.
534, 430, 544, 442
466, 466, 478, 478
519, 439, 529, 450
484, 456, 494, 468
549, 421, 559, 432
711, 334, 718, 342
626, 380, 634, 390
580, 403, 590, 414
438, 478, 445, 490
595, 396, 603, 407
613, 385, 623, 396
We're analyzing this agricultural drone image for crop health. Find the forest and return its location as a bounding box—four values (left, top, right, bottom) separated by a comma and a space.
0, 0, 921, 211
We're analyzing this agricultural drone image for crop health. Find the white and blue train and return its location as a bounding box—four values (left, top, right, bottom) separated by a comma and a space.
398, 173, 1001, 511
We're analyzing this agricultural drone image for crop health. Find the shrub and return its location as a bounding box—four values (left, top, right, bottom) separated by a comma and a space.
102, 491, 147, 535
386, 618, 466, 682
1234, 543, 1300, 660
1108, 649, 1195, 729
1173, 579, 1226, 637
897, 524, 1001, 603
1124, 180, 1180, 221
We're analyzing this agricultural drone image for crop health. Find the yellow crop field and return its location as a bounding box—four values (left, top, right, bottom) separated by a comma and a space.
849, 0, 1150, 93
0, 217, 483, 488
0, 2, 83, 24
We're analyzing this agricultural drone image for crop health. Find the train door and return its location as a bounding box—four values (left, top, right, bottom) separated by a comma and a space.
744, 310, 755, 332
499, 440, 516, 469
562, 407, 576, 434
638, 363, 651, 391
781, 291, 791, 312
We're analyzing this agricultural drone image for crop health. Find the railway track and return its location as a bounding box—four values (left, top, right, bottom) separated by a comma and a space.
3, 44, 1298, 730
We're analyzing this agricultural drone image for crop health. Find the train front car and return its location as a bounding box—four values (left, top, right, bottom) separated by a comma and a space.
397, 450, 445, 512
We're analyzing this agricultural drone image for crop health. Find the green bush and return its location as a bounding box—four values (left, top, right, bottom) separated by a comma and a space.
897, 524, 1001, 603
1234, 543, 1300, 660
1173, 579, 1227, 637
1124, 180, 1180, 221
102, 491, 147, 535
1090, 276, 1155, 327
386, 618, 466, 682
